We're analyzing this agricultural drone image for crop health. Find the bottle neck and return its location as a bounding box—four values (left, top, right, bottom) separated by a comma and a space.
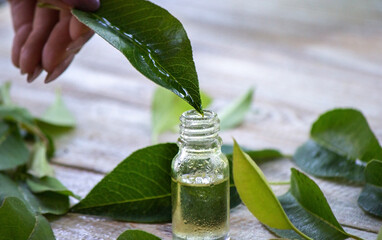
178, 110, 222, 153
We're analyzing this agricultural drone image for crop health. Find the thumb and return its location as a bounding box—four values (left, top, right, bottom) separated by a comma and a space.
62, 0, 100, 11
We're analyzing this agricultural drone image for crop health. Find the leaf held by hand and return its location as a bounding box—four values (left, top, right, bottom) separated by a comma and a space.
151, 87, 212, 142
72, 0, 203, 113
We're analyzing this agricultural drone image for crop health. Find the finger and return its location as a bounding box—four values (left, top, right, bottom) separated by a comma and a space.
9, 0, 36, 31
19, 8, 59, 75
62, 0, 100, 11
9, 0, 35, 68
66, 31, 93, 55
69, 16, 90, 40
11, 24, 32, 68
45, 54, 74, 83
42, 13, 72, 73
38, 0, 71, 10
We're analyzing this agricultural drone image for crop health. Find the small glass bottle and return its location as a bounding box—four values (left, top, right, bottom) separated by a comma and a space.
171, 110, 230, 240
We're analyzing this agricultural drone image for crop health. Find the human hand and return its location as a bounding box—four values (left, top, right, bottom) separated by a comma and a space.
9, 0, 100, 83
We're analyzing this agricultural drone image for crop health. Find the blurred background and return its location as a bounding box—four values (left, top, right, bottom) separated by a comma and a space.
0, 1, 381, 239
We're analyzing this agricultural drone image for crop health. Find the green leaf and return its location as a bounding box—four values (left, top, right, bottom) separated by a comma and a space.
0, 173, 69, 215
0, 125, 25, 161
117, 230, 161, 240
0, 105, 36, 127
72, 143, 179, 222
232, 140, 300, 232
311, 108, 382, 162
219, 88, 254, 131
270, 169, 361, 240
37, 90, 75, 127
222, 144, 284, 208
28, 141, 55, 178
358, 159, 382, 218
377, 226, 382, 240
151, 87, 212, 142
72, 143, 245, 222
0, 197, 55, 240
0, 122, 29, 170
0, 82, 12, 106
27, 176, 80, 200
293, 140, 365, 183
72, 0, 203, 113
293, 108, 381, 183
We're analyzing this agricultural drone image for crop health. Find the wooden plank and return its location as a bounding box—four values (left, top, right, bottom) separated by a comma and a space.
53, 163, 380, 239
1, 0, 382, 239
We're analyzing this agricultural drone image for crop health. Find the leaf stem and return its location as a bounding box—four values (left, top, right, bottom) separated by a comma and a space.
269, 181, 290, 185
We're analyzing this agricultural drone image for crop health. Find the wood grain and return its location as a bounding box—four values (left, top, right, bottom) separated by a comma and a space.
1, 0, 382, 239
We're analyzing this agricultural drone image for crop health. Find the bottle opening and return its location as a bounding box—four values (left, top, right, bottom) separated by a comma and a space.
179, 110, 220, 142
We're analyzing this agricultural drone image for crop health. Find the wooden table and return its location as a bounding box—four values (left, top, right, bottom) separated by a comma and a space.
1, 0, 381, 239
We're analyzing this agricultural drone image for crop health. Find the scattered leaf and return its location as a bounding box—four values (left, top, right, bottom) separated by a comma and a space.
270, 169, 360, 240
0, 197, 55, 240
377, 226, 382, 240
72, 143, 179, 222
151, 87, 212, 142
0, 82, 12, 106
358, 159, 382, 218
219, 88, 254, 131
117, 230, 161, 240
27, 176, 80, 200
72, 143, 242, 222
0, 105, 36, 127
222, 144, 284, 208
293, 108, 381, 183
311, 108, 382, 162
72, 0, 203, 113
232, 140, 299, 232
293, 140, 365, 183
37, 90, 75, 127
28, 141, 55, 178
0, 173, 69, 215
0, 123, 29, 170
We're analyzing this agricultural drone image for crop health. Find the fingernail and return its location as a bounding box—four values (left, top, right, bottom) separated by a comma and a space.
66, 31, 93, 53
27, 66, 43, 83
45, 55, 74, 83
20, 69, 26, 75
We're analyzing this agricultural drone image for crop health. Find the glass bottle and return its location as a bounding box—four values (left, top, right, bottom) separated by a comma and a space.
171, 110, 230, 240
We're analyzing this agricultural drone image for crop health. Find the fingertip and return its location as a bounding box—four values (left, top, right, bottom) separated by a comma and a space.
27, 65, 43, 83
85, 0, 100, 11
62, 0, 100, 11
45, 55, 74, 83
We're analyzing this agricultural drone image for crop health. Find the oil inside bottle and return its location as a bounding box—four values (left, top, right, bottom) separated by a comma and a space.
172, 174, 230, 240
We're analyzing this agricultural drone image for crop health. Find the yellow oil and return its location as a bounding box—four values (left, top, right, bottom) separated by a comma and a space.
171, 176, 230, 240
